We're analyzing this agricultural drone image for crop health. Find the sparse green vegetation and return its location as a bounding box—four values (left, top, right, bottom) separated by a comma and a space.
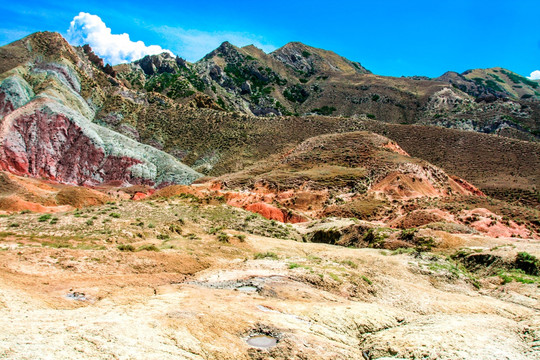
361, 275, 372, 285
38, 214, 52, 222
515, 252, 539, 276
117, 244, 135, 252
137, 244, 160, 252
217, 232, 229, 242
254, 252, 278, 260
311, 106, 336, 116
501, 69, 539, 89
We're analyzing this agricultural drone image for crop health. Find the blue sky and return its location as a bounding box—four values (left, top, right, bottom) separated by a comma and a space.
1, 0, 539, 78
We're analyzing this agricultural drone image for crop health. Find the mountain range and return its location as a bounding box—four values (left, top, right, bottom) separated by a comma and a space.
1, 31, 538, 206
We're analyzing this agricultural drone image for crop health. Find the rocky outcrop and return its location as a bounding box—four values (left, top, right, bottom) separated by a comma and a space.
0, 98, 201, 186
270, 42, 370, 76
0, 33, 202, 188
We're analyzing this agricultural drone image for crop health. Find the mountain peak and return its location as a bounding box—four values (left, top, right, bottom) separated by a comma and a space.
0, 31, 79, 74
271, 41, 369, 75
203, 41, 242, 60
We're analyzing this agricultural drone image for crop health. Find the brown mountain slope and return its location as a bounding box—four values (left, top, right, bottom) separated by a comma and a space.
0, 32, 537, 206
358, 121, 540, 206
270, 41, 370, 76
122, 102, 538, 205
219, 131, 482, 199
112, 36, 540, 141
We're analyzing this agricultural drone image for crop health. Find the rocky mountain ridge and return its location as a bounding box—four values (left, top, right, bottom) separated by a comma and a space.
113, 41, 540, 141
0, 31, 539, 206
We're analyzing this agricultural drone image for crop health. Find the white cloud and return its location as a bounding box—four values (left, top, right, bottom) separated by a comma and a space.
154, 26, 276, 62
67, 12, 172, 65
529, 70, 540, 80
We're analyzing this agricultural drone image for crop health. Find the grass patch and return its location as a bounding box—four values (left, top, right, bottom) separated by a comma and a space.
137, 244, 160, 252
217, 232, 229, 243
38, 214, 52, 222
254, 252, 278, 260
340, 259, 358, 268
497, 269, 539, 284
117, 244, 135, 252
328, 272, 340, 282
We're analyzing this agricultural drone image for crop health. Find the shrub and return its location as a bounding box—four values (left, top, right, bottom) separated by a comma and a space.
283, 84, 309, 103
117, 244, 135, 252
236, 234, 246, 242
515, 252, 539, 275
399, 228, 417, 242
254, 252, 278, 260
109, 213, 121, 218
38, 214, 52, 222
363, 228, 388, 247
217, 232, 229, 243
137, 244, 160, 252
157, 233, 170, 240
311, 105, 336, 116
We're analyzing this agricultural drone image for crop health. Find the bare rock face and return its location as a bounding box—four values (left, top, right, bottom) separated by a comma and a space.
0, 98, 201, 186
271, 42, 370, 76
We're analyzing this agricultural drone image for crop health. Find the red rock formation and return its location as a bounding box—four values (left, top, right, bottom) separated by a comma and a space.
132, 192, 148, 201
245, 202, 307, 223
450, 176, 485, 196
0, 108, 147, 186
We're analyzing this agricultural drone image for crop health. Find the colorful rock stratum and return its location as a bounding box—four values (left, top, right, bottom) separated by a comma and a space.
0, 32, 201, 187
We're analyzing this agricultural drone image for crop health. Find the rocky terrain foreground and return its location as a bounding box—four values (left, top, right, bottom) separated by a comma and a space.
0, 178, 538, 359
